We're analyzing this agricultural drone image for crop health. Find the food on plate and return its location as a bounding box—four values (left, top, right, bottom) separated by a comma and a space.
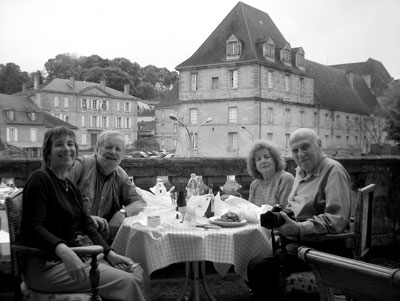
216, 211, 241, 223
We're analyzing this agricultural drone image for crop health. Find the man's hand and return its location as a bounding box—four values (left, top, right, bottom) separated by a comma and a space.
276, 211, 300, 237
108, 211, 125, 237
90, 215, 109, 232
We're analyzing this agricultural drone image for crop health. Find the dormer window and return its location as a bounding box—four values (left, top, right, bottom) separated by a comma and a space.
6, 110, 15, 120
280, 43, 291, 66
28, 112, 36, 121
226, 35, 241, 61
263, 38, 275, 62
295, 48, 305, 70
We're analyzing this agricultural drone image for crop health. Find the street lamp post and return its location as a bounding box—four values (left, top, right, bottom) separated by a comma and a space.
241, 125, 255, 141
169, 114, 212, 157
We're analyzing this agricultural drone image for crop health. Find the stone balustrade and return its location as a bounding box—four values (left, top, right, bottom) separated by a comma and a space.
1, 156, 400, 248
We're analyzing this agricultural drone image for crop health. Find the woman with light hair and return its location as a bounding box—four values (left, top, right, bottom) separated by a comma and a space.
246, 140, 294, 207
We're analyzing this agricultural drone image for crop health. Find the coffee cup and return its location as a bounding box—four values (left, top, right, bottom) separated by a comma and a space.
147, 215, 161, 227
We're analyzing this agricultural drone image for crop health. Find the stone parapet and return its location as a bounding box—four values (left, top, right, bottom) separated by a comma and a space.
1, 156, 399, 247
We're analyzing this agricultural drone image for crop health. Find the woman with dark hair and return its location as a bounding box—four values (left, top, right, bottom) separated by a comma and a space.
246, 140, 294, 207
22, 126, 150, 300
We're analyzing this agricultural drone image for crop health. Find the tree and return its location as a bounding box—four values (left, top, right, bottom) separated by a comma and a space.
44, 53, 81, 80
0, 63, 30, 94
110, 58, 141, 87
384, 81, 400, 144
135, 82, 160, 100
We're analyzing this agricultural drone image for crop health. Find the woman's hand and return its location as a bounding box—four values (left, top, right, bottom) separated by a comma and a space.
90, 215, 109, 232
106, 250, 140, 272
55, 243, 88, 282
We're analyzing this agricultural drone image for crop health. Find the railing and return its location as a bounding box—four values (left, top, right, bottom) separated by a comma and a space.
1, 156, 400, 247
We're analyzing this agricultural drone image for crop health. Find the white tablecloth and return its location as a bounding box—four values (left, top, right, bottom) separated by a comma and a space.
112, 218, 272, 280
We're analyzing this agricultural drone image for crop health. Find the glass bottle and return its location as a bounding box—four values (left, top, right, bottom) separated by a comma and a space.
186, 173, 199, 201
205, 184, 215, 218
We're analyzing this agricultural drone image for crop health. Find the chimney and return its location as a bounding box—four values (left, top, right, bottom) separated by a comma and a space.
100, 79, 106, 90
34, 72, 39, 90
69, 75, 75, 89
345, 71, 354, 89
124, 83, 130, 95
22, 82, 27, 92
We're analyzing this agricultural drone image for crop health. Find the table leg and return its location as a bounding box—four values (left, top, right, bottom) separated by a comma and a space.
176, 262, 191, 301
192, 262, 200, 301
199, 261, 217, 301
176, 261, 217, 301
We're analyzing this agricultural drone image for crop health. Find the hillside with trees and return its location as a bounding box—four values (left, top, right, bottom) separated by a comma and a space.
0, 53, 179, 100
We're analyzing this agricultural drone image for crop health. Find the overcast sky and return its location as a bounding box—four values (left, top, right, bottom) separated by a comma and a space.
1, 0, 399, 79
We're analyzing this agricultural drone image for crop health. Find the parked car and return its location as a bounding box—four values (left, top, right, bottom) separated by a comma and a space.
164, 153, 175, 158
128, 151, 149, 158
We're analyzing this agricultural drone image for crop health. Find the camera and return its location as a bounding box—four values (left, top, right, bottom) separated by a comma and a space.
260, 204, 295, 229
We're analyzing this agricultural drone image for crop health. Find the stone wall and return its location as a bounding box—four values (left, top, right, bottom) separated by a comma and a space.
1, 156, 399, 247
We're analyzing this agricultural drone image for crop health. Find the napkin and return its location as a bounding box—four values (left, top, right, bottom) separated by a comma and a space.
215, 195, 272, 223
136, 186, 172, 208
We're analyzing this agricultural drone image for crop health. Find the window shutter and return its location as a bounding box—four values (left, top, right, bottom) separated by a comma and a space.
6, 128, 9, 141
15, 128, 18, 141
117, 102, 120, 112
106, 116, 109, 127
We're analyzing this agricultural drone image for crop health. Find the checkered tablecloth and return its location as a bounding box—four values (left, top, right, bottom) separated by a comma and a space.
112, 219, 272, 280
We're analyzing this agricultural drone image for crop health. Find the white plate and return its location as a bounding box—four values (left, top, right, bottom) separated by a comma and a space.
209, 216, 247, 227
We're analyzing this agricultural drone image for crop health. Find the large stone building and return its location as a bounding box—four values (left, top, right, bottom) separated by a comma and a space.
16, 75, 140, 150
158, 1, 385, 157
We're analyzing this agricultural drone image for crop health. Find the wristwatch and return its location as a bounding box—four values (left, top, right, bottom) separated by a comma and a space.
120, 207, 127, 217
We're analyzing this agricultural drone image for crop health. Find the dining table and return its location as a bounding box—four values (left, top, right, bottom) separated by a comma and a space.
111, 215, 272, 301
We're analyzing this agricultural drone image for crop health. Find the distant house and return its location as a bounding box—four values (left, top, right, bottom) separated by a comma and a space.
0, 93, 46, 157
169, 1, 383, 157
154, 84, 179, 152
138, 121, 156, 138
138, 109, 155, 123
16, 75, 140, 150
0, 93, 77, 158
138, 99, 160, 112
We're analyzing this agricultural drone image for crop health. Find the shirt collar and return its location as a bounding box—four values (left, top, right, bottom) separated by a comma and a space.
95, 155, 114, 181
297, 155, 327, 179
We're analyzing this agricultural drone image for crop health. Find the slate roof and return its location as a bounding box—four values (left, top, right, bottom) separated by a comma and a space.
42, 112, 79, 129
138, 121, 156, 133
330, 58, 393, 96
0, 93, 46, 125
20, 78, 137, 100
305, 60, 379, 114
156, 84, 179, 109
176, 1, 295, 70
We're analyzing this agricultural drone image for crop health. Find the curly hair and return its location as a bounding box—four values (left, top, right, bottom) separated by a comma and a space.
42, 126, 78, 168
246, 140, 286, 179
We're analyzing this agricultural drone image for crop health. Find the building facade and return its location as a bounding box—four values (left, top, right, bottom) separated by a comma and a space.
0, 93, 46, 157
158, 1, 383, 157
17, 75, 140, 150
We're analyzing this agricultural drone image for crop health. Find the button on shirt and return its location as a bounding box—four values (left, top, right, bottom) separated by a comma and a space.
287, 156, 351, 236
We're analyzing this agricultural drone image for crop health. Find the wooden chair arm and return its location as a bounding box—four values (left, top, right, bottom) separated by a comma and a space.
70, 245, 104, 256
297, 232, 356, 242
12, 244, 104, 257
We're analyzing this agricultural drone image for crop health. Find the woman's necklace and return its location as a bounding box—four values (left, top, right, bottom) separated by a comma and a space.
64, 180, 69, 192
